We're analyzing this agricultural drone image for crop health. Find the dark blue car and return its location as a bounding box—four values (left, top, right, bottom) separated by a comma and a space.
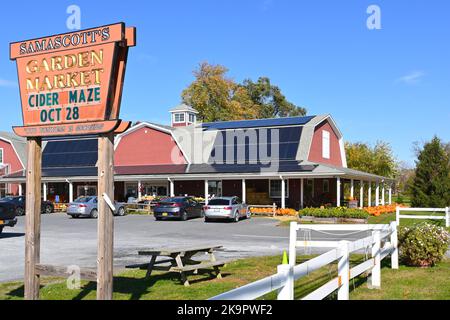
153, 197, 204, 221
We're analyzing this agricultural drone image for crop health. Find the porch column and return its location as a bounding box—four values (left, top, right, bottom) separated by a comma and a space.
350, 179, 354, 199
281, 178, 286, 209
375, 182, 380, 206
19, 184, 23, 196
368, 182, 372, 207
300, 178, 304, 209
242, 179, 246, 204
381, 182, 385, 206
388, 184, 392, 205
204, 180, 209, 205
169, 179, 175, 197
43, 183, 47, 201
360, 180, 364, 208
69, 182, 73, 203
336, 177, 341, 207
138, 180, 142, 200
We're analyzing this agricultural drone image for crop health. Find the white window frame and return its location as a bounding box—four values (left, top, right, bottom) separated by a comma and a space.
322, 130, 330, 159
208, 180, 223, 197
173, 113, 185, 123
0, 148, 4, 164
77, 185, 98, 197
269, 179, 289, 198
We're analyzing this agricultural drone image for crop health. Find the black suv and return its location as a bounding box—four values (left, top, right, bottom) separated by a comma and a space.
0, 200, 17, 234
0, 196, 54, 216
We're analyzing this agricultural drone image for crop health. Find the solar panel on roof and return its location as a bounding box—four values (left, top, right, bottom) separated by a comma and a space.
208, 127, 302, 163
43, 139, 98, 168
202, 116, 315, 130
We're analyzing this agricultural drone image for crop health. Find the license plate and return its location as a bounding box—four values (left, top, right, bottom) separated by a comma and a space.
162, 212, 168, 217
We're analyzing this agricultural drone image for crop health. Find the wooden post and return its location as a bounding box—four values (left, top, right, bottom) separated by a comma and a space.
97, 133, 115, 300
24, 138, 42, 300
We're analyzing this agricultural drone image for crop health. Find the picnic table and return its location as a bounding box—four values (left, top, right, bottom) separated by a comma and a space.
130, 245, 230, 286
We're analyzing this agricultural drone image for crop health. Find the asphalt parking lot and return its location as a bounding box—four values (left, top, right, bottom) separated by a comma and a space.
0, 213, 371, 283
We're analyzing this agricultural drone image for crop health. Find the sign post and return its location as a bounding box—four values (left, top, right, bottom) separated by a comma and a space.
10, 22, 135, 300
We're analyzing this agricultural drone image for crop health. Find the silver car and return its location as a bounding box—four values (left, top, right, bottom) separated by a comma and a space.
203, 196, 250, 222
66, 196, 126, 219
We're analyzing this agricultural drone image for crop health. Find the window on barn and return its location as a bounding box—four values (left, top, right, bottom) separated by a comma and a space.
188, 113, 196, 123
322, 130, 330, 159
323, 179, 330, 193
0, 148, 3, 164
269, 180, 289, 198
174, 113, 185, 123
208, 180, 222, 198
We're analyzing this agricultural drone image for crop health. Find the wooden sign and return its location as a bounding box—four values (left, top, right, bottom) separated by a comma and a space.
11, 23, 136, 301
10, 23, 135, 137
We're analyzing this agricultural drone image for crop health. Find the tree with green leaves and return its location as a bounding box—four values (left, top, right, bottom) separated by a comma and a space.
181, 62, 306, 122
411, 136, 450, 207
345, 141, 398, 178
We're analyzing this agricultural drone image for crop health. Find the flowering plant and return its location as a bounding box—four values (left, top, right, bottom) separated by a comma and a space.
398, 223, 450, 267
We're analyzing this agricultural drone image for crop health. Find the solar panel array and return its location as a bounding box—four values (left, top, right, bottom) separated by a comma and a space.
42, 139, 98, 168
208, 126, 302, 163
202, 115, 315, 130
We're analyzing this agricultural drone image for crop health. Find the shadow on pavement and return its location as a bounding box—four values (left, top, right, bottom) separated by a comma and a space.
0, 232, 25, 239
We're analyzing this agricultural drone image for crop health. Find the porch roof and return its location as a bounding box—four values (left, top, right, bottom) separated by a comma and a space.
0, 161, 394, 183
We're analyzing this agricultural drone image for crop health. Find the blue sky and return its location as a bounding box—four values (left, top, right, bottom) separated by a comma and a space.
0, 0, 449, 166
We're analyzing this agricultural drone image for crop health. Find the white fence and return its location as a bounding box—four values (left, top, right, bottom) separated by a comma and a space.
210, 222, 398, 300
396, 206, 449, 228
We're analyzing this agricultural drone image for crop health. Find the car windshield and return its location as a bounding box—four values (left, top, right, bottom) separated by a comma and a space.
74, 196, 95, 203
161, 197, 185, 203
208, 199, 230, 206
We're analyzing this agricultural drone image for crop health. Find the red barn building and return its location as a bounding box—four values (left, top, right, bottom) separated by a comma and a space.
0, 105, 394, 208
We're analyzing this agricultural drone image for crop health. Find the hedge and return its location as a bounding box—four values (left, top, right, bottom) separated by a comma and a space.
298, 207, 369, 219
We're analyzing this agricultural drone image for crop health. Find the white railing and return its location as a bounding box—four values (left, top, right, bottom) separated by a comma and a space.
210, 222, 398, 300
396, 206, 449, 228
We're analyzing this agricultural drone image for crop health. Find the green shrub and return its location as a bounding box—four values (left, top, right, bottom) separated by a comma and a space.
298, 207, 369, 219
398, 223, 450, 267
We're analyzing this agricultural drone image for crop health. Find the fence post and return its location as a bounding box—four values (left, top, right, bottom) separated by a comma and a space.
446, 207, 449, 228
368, 230, 381, 289
272, 203, 277, 217
396, 206, 400, 226
337, 241, 350, 300
277, 264, 294, 300
389, 221, 399, 269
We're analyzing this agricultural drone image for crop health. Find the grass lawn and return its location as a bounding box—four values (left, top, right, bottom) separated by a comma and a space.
1, 254, 449, 300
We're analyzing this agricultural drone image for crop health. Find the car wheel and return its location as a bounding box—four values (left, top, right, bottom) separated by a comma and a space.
0, 227, 3, 234
233, 212, 239, 223
155, 217, 162, 221
181, 211, 188, 221
204, 217, 211, 223
71, 215, 79, 219
45, 205, 53, 214
117, 207, 126, 216
90, 209, 98, 219
16, 207, 25, 216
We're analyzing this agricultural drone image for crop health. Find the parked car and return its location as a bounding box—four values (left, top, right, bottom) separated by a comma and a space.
203, 196, 250, 222
66, 196, 126, 219
0, 200, 17, 234
0, 196, 54, 216
153, 196, 204, 221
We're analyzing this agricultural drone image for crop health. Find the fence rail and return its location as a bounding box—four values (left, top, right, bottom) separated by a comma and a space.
396, 206, 449, 227
210, 222, 398, 300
